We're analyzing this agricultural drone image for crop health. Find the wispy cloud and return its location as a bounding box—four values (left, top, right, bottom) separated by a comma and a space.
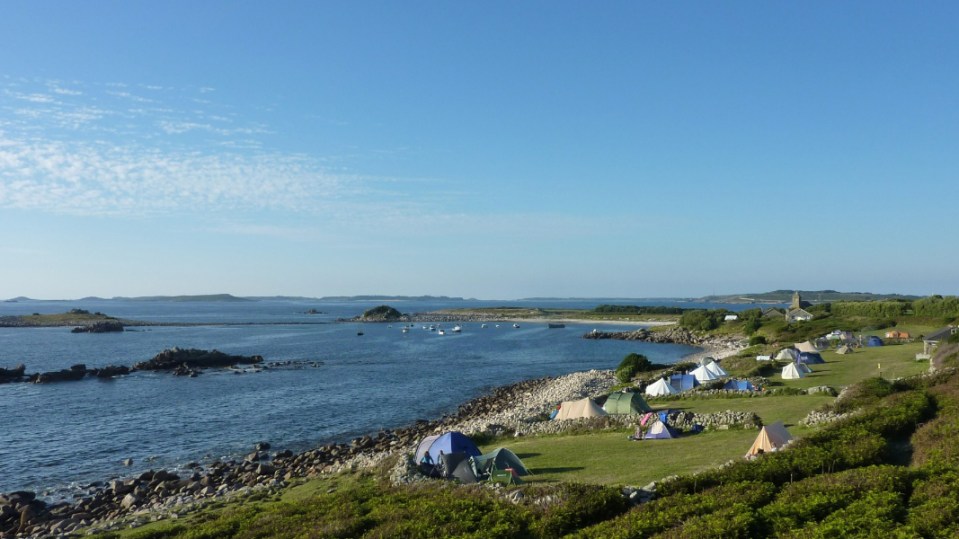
0, 76, 465, 232
0, 134, 351, 216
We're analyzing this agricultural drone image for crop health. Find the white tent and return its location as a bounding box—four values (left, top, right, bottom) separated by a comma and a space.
781, 362, 805, 380
704, 360, 727, 377
644, 420, 676, 439
775, 348, 799, 361
691, 364, 720, 383
794, 341, 818, 353
553, 398, 607, 420
746, 421, 793, 457
698, 356, 716, 366
645, 378, 679, 397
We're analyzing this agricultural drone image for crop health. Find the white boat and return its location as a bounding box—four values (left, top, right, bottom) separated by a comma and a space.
513, 323, 520, 328
451, 326, 462, 333
438, 329, 446, 335
401, 327, 409, 333
481, 324, 488, 328
429, 325, 436, 331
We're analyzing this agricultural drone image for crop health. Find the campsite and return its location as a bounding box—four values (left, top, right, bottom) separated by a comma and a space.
86, 301, 959, 538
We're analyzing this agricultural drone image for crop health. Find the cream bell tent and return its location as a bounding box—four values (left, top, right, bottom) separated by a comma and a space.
775, 348, 799, 361
553, 398, 607, 420
836, 345, 853, 355
781, 362, 805, 379
795, 341, 819, 353
704, 360, 728, 377
746, 421, 793, 457
645, 378, 679, 397
691, 364, 720, 383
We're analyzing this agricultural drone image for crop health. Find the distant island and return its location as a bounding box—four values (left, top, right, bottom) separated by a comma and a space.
696, 290, 921, 304
318, 295, 466, 302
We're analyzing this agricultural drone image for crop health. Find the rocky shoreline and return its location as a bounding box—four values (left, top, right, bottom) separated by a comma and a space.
0, 353, 758, 538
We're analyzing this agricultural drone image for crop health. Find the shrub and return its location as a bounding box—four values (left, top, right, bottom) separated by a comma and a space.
527, 483, 628, 537
615, 353, 665, 383
748, 335, 767, 346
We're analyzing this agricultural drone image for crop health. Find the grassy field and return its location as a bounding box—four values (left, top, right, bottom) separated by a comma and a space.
774, 342, 929, 389
485, 429, 757, 487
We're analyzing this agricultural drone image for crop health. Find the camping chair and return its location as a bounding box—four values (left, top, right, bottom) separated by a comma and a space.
489, 468, 523, 486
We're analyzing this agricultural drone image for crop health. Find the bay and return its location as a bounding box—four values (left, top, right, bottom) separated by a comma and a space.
0, 298, 754, 498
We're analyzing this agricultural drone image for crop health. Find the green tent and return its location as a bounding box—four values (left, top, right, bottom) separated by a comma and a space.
603, 391, 652, 415
473, 447, 531, 477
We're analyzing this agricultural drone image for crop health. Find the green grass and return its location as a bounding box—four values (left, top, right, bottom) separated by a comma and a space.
669, 394, 835, 427
774, 342, 928, 390
485, 429, 757, 487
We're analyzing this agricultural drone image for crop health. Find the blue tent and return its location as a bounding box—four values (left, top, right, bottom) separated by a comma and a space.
866, 336, 884, 347
415, 432, 482, 465
669, 373, 697, 392
723, 379, 755, 392
799, 352, 825, 364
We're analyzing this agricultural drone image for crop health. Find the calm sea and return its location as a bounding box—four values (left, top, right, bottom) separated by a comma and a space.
0, 298, 759, 498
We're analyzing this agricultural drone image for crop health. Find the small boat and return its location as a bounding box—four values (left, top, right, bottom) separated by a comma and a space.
513, 323, 520, 328
438, 329, 446, 335
547, 323, 566, 329
481, 324, 488, 328
401, 327, 409, 333
451, 326, 462, 333
495, 324, 500, 328
357, 332, 364, 336
429, 325, 436, 332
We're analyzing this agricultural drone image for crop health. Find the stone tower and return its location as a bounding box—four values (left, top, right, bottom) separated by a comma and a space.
791, 291, 802, 310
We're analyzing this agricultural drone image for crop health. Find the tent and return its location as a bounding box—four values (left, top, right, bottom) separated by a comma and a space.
603, 391, 652, 414
775, 348, 799, 361
669, 373, 698, 392
698, 356, 717, 366
450, 458, 479, 484
691, 364, 720, 383
795, 341, 819, 353
799, 352, 825, 364
473, 447, 531, 477
704, 360, 728, 377
746, 421, 793, 457
836, 345, 853, 355
415, 432, 482, 465
645, 378, 679, 397
553, 398, 607, 420
643, 420, 677, 440
723, 379, 755, 391
796, 362, 812, 374
781, 362, 805, 379
866, 336, 884, 347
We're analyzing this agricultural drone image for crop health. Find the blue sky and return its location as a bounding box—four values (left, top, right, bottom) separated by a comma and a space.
1, 2, 956, 299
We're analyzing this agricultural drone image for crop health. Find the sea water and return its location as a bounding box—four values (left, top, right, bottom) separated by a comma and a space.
0, 298, 745, 497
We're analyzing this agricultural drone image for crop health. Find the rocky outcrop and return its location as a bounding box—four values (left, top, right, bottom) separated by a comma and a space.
71, 320, 125, 333
345, 305, 409, 323
28, 364, 89, 384
132, 348, 263, 371
584, 326, 745, 350
0, 364, 25, 384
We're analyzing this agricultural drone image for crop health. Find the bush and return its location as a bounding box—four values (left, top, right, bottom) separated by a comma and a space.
615, 353, 665, 383
527, 483, 628, 537
748, 335, 767, 346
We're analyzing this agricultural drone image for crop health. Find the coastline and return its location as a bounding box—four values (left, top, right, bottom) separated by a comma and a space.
3, 336, 739, 537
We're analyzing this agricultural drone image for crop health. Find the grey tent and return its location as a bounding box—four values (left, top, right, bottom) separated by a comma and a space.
473, 447, 531, 476
603, 391, 652, 414
438, 451, 469, 479
451, 458, 479, 484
